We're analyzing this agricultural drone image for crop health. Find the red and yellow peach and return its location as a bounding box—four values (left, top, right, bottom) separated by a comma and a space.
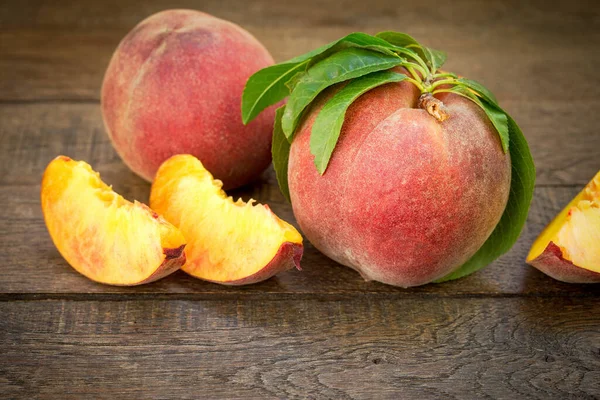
527, 171, 600, 283
102, 9, 276, 189
41, 156, 186, 285
288, 79, 511, 287
150, 154, 303, 285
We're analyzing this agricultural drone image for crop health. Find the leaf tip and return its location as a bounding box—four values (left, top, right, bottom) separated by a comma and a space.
315, 161, 327, 176
241, 93, 253, 125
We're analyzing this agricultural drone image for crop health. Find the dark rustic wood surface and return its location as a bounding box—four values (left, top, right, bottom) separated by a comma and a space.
1, 0, 600, 398
3, 299, 600, 399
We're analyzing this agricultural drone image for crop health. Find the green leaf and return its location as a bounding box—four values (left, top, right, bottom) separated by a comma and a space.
282, 48, 403, 139
456, 77, 498, 105
271, 106, 291, 202
480, 100, 509, 153
242, 32, 401, 125
283, 33, 402, 100
425, 47, 447, 71
310, 71, 408, 174
287, 32, 398, 64
375, 31, 422, 50
284, 70, 307, 92
435, 114, 535, 282
449, 86, 509, 153
375, 31, 446, 71
242, 61, 309, 125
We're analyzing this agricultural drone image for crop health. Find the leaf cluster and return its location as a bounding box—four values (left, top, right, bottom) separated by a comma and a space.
241, 31, 535, 282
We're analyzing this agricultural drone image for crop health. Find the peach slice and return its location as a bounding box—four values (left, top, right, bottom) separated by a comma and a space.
150, 154, 303, 285
41, 156, 186, 285
527, 171, 600, 283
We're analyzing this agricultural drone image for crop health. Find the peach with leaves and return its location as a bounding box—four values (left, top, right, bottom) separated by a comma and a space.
242, 31, 535, 287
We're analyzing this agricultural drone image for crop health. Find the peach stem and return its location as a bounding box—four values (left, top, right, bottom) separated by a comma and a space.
428, 78, 457, 91
418, 92, 449, 122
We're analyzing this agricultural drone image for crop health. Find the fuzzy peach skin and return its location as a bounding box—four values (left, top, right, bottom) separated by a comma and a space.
288, 80, 511, 288
101, 9, 276, 189
527, 171, 600, 283
150, 154, 303, 285
41, 156, 186, 286
528, 243, 600, 283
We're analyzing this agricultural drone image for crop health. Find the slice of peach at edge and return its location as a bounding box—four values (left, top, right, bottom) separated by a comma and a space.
150, 154, 303, 285
41, 156, 186, 285
527, 170, 600, 283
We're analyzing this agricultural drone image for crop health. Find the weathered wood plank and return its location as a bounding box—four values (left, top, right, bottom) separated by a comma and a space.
0, 103, 599, 296
1, 298, 599, 399
1, 2, 599, 399
1, 101, 598, 188
3, 0, 598, 32
3, 180, 600, 297
0, 0, 599, 102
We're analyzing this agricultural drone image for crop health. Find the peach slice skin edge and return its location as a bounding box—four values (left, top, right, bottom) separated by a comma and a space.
41, 156, 186, 286
150, 154, 303, 285
527, 171, 600, 283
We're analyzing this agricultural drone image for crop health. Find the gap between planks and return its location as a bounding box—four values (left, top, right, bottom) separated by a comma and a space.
1, 290, 599, 302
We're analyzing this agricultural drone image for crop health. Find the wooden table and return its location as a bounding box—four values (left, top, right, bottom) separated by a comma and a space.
1, 0, 599, 398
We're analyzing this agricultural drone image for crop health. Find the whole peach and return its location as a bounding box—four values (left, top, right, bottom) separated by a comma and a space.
288, 80, 511, 287
102, 9, 275, 189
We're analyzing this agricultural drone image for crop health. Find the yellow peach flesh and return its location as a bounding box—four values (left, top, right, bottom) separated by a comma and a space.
150, 155, 302, 283
41, 156, 186, 285
527, 171, 600, 272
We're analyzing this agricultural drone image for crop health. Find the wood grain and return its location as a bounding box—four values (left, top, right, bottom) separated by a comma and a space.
2, 298, 599, 399
1, 0, 599, 103
2, 180, 600, 298
1, 0, 600, 398
0, 102, 599, 297
1, 100, 599, 187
